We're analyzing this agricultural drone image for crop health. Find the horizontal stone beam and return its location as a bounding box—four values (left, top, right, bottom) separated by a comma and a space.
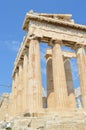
12, 36, 28, 77
63, 51, 76, 58
45, 49, 76, 58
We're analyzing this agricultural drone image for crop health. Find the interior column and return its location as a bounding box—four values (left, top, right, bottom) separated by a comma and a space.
52, 42, 69, 110
64, 58, 76, 108
45, 49, 56, 109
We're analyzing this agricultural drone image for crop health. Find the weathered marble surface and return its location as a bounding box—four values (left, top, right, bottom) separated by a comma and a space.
0, 111, 86, 130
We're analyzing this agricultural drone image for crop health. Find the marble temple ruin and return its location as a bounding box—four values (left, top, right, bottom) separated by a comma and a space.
1, 11, 86, 120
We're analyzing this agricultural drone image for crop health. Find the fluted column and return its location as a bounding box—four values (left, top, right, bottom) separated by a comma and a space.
77, 47, 86, 108
64, 58, 76, 108
28, 39, 42, 113
23, 50, 28, 113
45, 50, 56, 109
14, 71, 18, 116
52, 42, 68, 110
18, 61, 23, 115
16, 70, 19, 115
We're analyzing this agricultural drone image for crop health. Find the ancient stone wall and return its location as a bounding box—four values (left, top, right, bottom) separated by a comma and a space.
0, 93, 9, 121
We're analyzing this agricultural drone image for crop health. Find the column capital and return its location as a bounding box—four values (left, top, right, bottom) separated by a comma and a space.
48, 39, 62, 46
75, 43, 85, 50
76, 47, 85, 55
23, 49, 28, 56
52, 39, 62, 46
27, 35, 41, 43
45, 49, 52, 59
15, 68, 19, 75
18, 60, 23, 66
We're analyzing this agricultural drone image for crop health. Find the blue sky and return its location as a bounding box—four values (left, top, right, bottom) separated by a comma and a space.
0, 0, 86, 95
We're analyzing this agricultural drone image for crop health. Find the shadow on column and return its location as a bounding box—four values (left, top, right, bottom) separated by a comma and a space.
64, 58, 76, 108
46, 57, 56, 109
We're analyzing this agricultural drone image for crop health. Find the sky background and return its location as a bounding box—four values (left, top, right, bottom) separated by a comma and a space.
0, 0, 86, 95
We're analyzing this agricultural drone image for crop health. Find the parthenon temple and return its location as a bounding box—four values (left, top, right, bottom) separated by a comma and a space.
1, 11, 86, 119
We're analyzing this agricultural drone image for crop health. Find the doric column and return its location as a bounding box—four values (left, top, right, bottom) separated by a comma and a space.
16, 70, 19, 115
18, 61, 23, 115
14, 71, 18, 116
77, 47, 86, 108
45, 49, 56, 109
28, 39, 42, 113
23, 50, 28, 113
64, 58, 76, 108
52, 42, 69, 110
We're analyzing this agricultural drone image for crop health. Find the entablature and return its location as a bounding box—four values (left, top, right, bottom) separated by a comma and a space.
12, 11, 86, 77
23, 12, 86, 32
28, 20, 86, 48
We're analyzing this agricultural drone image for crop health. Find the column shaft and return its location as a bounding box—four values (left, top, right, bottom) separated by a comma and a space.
64, 59, 76, 108
18, 62, 23, 114
16, 70, 19, 115
23, 51, 28, 113
28, 39, 42, 113
52, 43, 68, 110
77, 47, 86, 108
46, 56, 56, 109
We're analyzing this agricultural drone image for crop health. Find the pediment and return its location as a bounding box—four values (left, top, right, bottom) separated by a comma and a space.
22, 10, 86, 32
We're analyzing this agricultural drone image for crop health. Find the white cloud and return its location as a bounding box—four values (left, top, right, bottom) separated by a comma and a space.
7, 41, 20, 51
0, 40, 21, 52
